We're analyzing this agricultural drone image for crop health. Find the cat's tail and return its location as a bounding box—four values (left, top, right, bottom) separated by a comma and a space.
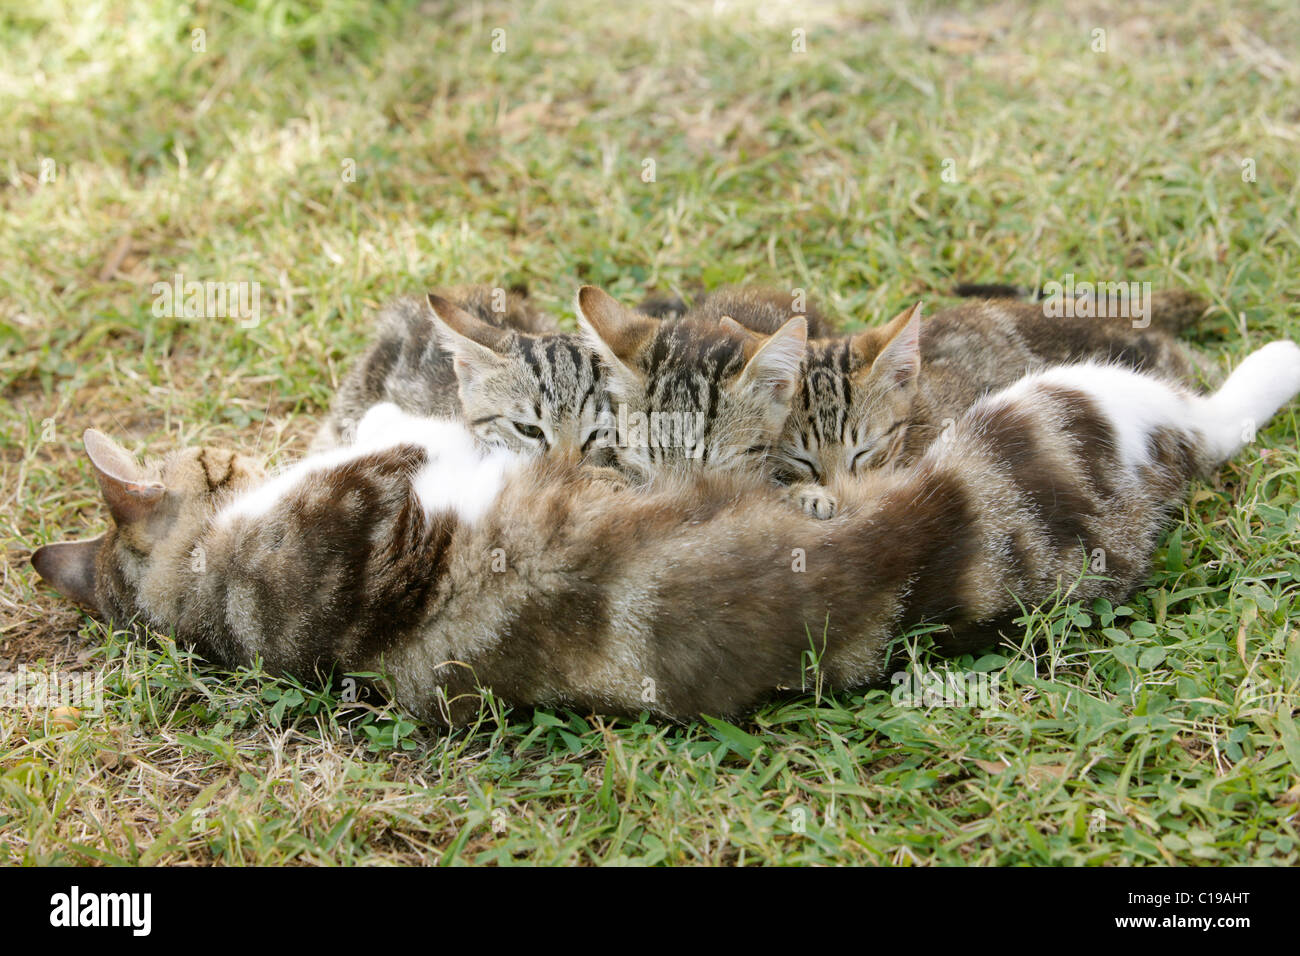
951, 282, 1037, 300
1194, 341, 1300, 466
999, 340, 1300, 482
953, 284, 1209, 335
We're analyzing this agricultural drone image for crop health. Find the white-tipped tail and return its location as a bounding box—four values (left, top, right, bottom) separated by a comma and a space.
1198, 341, 1300, 463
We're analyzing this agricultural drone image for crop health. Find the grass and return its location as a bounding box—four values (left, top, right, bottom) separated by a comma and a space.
2, 0, 1300, 864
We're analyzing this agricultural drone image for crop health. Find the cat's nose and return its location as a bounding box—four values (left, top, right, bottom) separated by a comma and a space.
552, 444, 584, 468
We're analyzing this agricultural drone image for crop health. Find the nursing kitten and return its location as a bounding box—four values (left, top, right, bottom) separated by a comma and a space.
576, 285, 809, 479
580, 284, 1206, 510
772, 291, 1209, 517
32, 341, 1300, 723
314, 286, 552, 449
316, 288, 614, 465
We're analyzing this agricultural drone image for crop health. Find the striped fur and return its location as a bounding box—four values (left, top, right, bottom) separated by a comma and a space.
446, 322, 613, 466
33, 342, 1300, 724
636, 286, 836, 338
774, 292, 1210, 517
314, 286, 612, 465
577, 285, 809, 479
954, 284, 1210, 335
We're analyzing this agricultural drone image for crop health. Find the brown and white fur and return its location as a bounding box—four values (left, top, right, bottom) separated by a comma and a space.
314, 288, 614, 467
32, 342, 1300, 725
775, 291, 1209, 517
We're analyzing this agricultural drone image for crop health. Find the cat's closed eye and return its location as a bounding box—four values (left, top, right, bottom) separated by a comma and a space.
772, 447, 821, 483
512, 422, 545, 441
849, 421, 906, 473
789, 455, 821, 481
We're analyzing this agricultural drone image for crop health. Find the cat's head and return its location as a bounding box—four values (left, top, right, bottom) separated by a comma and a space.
772, 302, 923, 485
427, 294, 614, 466
576, 285, 807, 480
31, 430, 265, 620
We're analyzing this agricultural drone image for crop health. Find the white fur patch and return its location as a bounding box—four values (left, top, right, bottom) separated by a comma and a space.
1200, 340, 1300, 460
999, 361, 1195, 470
218, 404, 522, 527
993, 341, 1300, 472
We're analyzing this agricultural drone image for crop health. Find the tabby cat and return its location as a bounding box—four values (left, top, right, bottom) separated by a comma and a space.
32, 341, 1300, 723
576, 285, 810, 479
773, 290, 1208, 517
316, 287, 614, 466
581, 284, 1207, 516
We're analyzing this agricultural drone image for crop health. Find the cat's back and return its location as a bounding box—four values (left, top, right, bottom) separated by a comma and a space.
919, 295, 1202, 411
681, 286, 835, 338
443, 285, 560, 336
898, 301, 1027, 418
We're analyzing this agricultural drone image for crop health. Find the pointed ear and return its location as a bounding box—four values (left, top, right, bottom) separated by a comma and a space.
575, 286, 658, 385
719, 315, 761, 341
32, 537, 103, 607
427, 293, 508, 387
426, 294, 512, 351
864, 302, 922, 389
84, 430, 164, 526
734, 315, 807, 404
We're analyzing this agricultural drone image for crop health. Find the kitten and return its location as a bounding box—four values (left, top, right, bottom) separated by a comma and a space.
32, 341, 1300, 723
314, 286, 553, 450
576, 285, 809, 479
316, 288, 614, 466
581, 284, 1205, 509
773, 291, 1210, 517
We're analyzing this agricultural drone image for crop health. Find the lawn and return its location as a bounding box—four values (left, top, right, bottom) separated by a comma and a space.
2, 0, 1299, 864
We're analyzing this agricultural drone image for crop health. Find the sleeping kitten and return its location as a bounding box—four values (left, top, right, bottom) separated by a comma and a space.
316, 288, 614, 465
314, 286, 552, 449
771, 291, 1209, 517
32, 341, 1300, 723
576, 285, 808, 479
579, 283, 1206, 509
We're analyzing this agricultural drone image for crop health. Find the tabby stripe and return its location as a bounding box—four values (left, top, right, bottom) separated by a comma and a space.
977, 403, 1096, 553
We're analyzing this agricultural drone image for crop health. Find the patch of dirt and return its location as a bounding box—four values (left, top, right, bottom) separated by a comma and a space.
0, 598, 94, 670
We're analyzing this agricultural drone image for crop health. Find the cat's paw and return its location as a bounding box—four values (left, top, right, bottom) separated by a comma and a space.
785, 482, 837, 519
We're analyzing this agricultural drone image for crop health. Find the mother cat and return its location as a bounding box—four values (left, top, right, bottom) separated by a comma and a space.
31, 342, 1300, 724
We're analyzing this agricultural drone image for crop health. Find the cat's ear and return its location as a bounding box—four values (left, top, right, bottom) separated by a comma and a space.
84, 429, 165, 526
862, 302, 922, 389
734, 315, 807, 405
427, 293, 508, 386
719, 316, 761, 340
427, 294, 512, 351
576, 286, 657, 385
31, 537, 103, 607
